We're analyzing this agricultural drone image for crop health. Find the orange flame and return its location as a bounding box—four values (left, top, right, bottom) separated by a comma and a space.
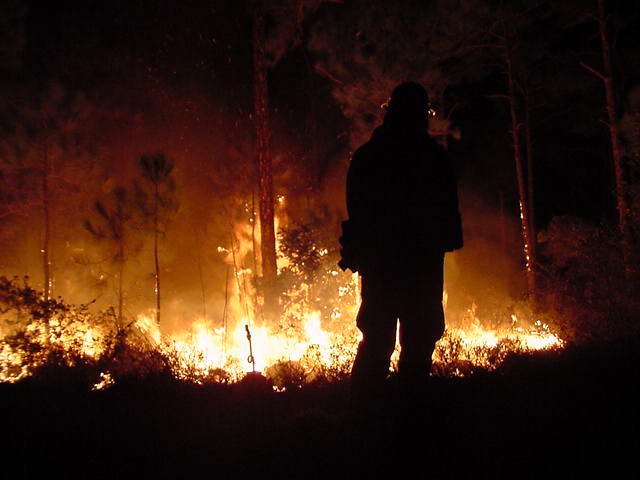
0, 205, 564, 388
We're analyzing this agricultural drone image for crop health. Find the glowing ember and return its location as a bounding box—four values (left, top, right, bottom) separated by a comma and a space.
92, 371, 114, 390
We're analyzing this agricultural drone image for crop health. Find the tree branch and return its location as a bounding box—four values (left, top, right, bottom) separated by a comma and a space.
599, 118, 611, 129
580, 61, 606, 81
313, 64, 344, 85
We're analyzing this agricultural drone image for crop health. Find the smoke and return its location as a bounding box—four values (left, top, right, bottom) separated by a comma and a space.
445, 184, 530, 329
0, 67, 537, 343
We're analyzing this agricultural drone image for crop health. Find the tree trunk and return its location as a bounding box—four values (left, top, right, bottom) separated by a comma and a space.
597, 0, 628, 241
117, 233, 124, 330
302, 46, 320, 186
506, 53, 536, 295
197, 249, 207, 319
154, 181, 161, 325
499, 190, 507, 255
41, 143, 53, 301
252, 2, 278, 319
524, 90, 536, 270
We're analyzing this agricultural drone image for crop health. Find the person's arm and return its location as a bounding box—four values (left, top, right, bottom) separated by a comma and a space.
346, 147, 369, 221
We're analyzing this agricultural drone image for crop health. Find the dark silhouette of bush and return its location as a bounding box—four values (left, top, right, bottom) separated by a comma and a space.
537, 216, 640, 345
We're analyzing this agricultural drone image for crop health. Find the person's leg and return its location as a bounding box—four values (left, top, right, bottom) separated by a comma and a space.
350, 276, 398, 408
397, 253, 446, 388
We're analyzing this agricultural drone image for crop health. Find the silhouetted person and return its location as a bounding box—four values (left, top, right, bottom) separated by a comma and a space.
339, 81, 463, 409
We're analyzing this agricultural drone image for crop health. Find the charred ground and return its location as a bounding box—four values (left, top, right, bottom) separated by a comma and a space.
2, 335, 639, 480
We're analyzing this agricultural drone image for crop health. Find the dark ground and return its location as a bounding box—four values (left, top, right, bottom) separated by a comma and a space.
2, 336, 639, 480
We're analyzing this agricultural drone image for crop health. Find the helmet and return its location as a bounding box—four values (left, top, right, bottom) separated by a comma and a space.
387, 81, 429, 115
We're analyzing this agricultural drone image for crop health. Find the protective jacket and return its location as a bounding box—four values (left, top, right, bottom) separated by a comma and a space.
339, 122, 463, 274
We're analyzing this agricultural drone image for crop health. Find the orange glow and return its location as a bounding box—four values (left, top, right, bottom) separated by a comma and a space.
0, 208, 564, 388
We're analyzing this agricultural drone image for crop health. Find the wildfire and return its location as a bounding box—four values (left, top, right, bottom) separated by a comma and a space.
0, 305, 110, 383
0, 280, 563, 388
0, 209, 564, 389
126, 290, 562, 385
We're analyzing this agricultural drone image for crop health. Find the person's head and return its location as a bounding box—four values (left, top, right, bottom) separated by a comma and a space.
383, 81, 430, 129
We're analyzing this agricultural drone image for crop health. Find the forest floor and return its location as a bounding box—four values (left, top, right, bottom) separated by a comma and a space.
2, 335, 639, 480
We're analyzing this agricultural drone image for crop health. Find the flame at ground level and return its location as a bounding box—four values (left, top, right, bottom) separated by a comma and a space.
131, 304, 563, 388
0, 273, 565, 388
0, 223, 564, 388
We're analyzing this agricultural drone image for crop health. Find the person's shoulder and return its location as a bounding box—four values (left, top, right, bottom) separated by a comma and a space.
351, 138, 377, 162
350, 125, 390, 164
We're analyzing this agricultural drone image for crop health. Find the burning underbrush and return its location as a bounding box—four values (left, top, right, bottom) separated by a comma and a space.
0, 212, 570, 390
0, 267, 563, 390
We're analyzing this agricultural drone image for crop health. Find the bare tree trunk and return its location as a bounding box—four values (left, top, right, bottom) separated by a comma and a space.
506, 53, 536, 295
41, 144, 53, 301
197, 249, 207, 320
40, 140, 53, 348
524, 90, 536, 269
251, 192, 258, 278
117, 234, 124, 330
302, 46, 320, 186
252, 1, 278, 319
580, 0, 629, 265
597, 0, 627, 240
154, 181, 161, 325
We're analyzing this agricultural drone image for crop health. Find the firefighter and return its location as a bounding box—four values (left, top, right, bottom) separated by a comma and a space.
339, 81, 463, 408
